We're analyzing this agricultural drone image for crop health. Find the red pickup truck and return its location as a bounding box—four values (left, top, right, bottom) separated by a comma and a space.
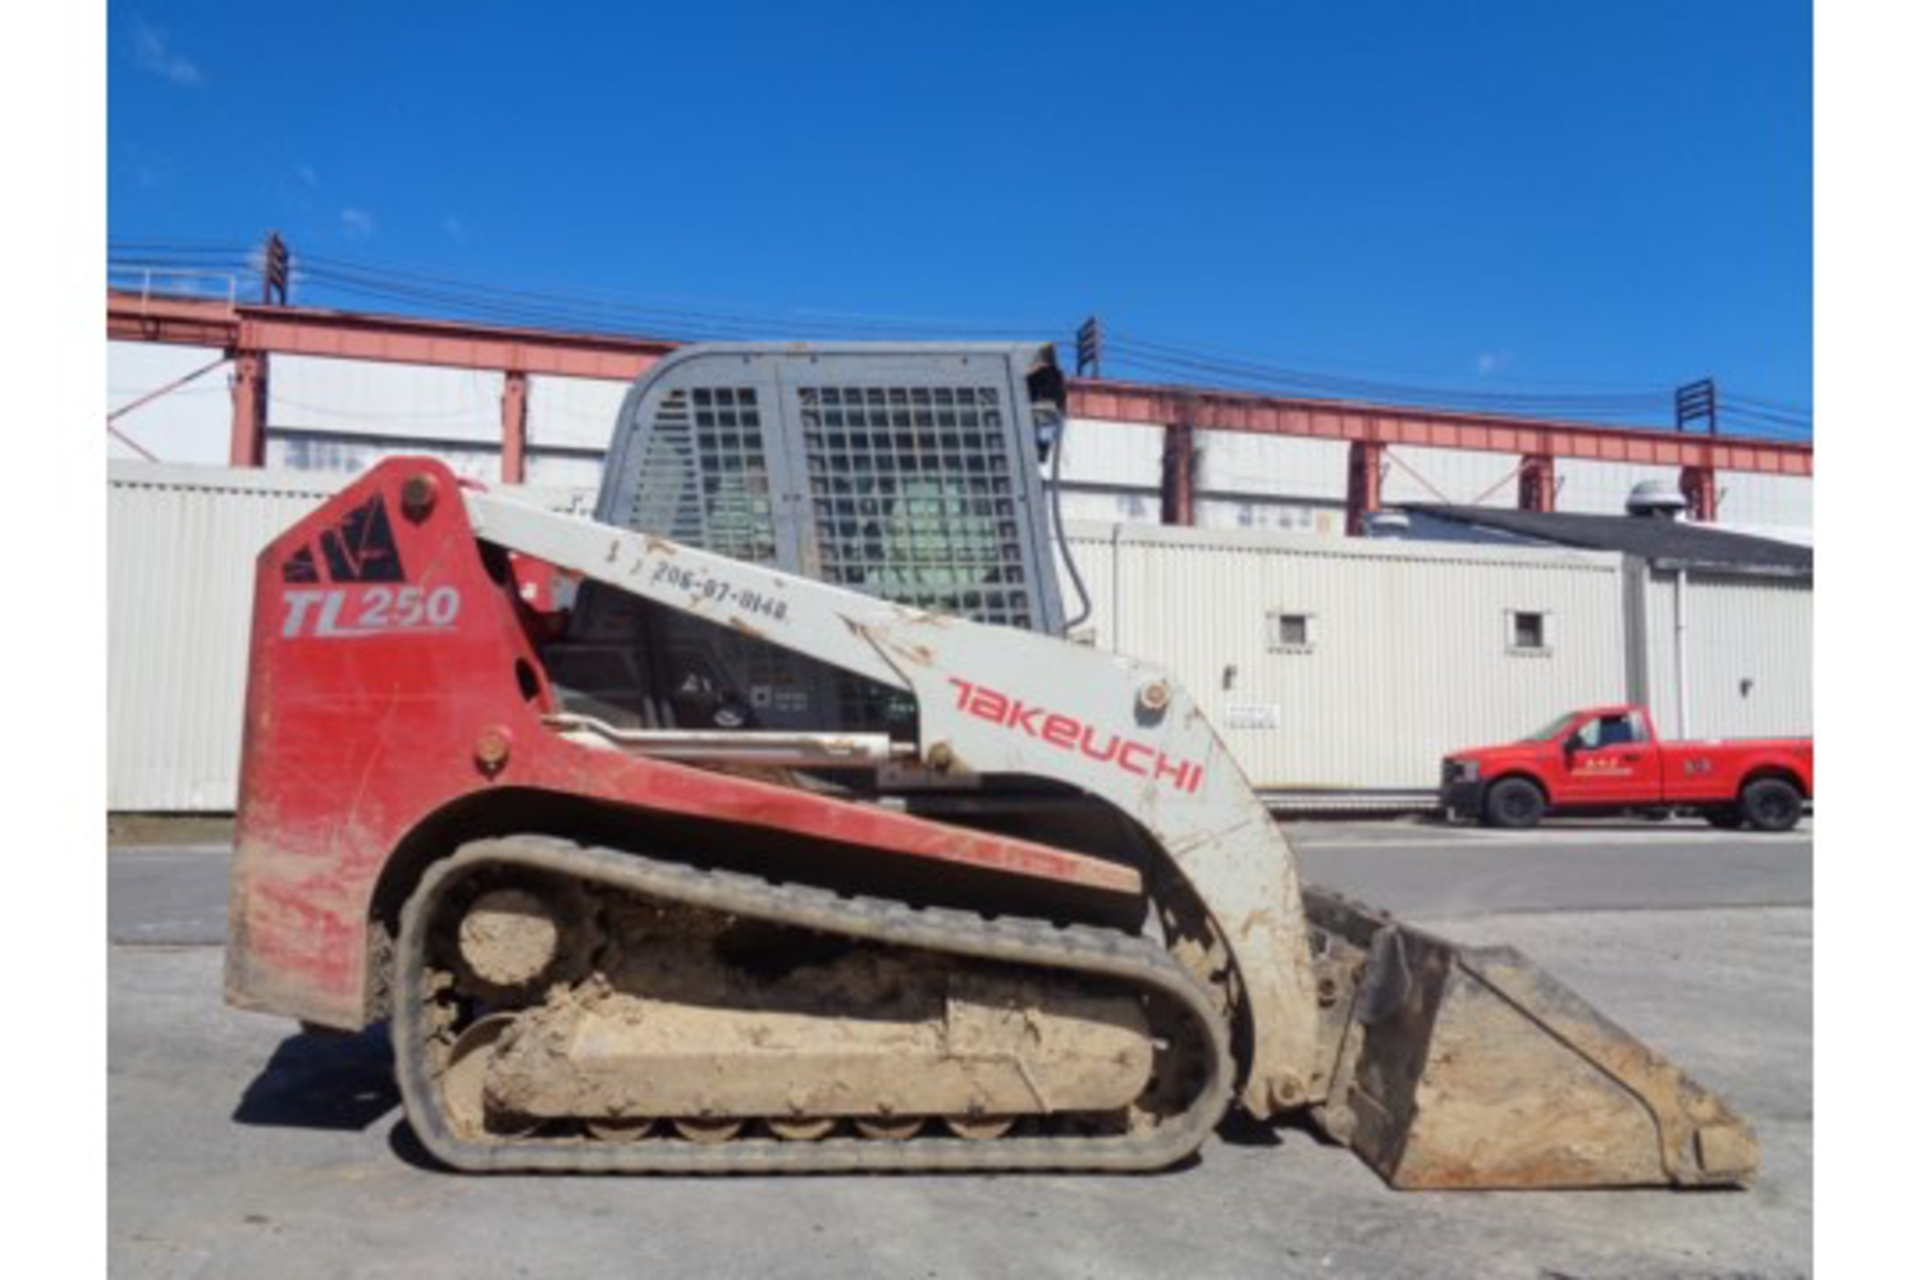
1440, 704, 1813, 831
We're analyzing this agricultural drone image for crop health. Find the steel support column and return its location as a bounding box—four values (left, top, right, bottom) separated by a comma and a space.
1345, 440, 1383, 536
501, 371, 530, 484
1162, 420, 1196, 526
229, 350, 268, 467
1680, 465, 1718, 522
1518, 453, 1557, 512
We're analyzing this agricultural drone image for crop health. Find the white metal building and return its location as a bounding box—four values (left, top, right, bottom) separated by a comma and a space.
1060, 522, 1635, 803
111, 460, 1809, 811
1393, 503, 1814, 744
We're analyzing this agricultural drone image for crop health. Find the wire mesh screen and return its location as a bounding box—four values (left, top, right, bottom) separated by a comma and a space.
800, 385, 1036, 628
559, 344, 1065, 733
622, 388, 777, 564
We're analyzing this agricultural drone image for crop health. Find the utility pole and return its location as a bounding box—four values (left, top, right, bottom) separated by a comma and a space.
1674, 378, 1717, 436
1075, 315, 1104, 378
261, 231, 290, 306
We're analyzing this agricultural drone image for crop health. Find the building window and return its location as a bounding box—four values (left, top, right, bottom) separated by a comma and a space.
1267, 610, 1315, 653
1507, 609, 1551, 655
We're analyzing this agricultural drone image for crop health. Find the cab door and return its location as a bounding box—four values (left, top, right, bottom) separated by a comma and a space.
1554, 711, 1659, 807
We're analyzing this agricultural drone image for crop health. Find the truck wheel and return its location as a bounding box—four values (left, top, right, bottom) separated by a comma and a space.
1704, 807, 1745, 831
1483, 778, 1545, 829
1740, 778, 1804, 833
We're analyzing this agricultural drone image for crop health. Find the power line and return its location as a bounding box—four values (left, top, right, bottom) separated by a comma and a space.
1724, 392, 1812, 415
288, 252, 1070, 343
1104, 328, 1677, 393
1106, 334, 1673, 411
295, 251, 1067, 338
1101, 343, 1677, 425
104, 240, 1810, 440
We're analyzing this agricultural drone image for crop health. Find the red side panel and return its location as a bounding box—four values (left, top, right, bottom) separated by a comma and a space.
227, 459, 1139, 1029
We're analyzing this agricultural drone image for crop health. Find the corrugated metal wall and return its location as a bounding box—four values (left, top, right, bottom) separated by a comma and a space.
107, 462, 594, 811
1063, 523, 1630, 794
108, 463, 341, 810
1640, 571, 1813, 740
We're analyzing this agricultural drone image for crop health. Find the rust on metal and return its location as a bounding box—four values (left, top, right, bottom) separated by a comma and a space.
1302, 887, 1759, 1190
400, 472, 440, 521
473, 726, 513, 775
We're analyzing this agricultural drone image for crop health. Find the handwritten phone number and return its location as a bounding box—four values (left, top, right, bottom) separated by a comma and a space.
650, 561, 790, 621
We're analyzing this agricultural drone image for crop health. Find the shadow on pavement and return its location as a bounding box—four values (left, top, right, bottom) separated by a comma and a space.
387, 1117, 455, 1172
1215, 1111, 1288, 1149
1410, 813, 1812, 835
232, 1026, 400, 1132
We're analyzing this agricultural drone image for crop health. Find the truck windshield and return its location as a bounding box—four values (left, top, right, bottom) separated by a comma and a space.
1521, 712, 1582, 742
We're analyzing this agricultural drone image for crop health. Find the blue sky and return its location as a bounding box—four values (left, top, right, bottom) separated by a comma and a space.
107, 1, 1811, 433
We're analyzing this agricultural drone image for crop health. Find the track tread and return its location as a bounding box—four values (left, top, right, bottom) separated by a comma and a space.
393, 836, 1233, 1175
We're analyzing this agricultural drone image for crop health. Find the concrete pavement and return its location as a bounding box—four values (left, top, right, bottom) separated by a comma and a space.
108, 821, 1813, 1279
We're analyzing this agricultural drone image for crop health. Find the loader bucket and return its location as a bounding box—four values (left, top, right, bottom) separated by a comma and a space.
1304, 890, 1758, 1190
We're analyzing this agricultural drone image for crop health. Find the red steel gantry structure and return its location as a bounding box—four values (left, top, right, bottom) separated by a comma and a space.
107, 290, 1812, 531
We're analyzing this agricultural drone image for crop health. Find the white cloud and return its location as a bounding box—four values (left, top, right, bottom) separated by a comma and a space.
1475, 352, 1508, 375
340, 208, 376, 239
443, 215, 469, 243
131, 19, 201, 86
295, 163, 319, 188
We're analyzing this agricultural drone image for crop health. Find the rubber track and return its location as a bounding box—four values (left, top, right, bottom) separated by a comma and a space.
393, 836, 1234, 1174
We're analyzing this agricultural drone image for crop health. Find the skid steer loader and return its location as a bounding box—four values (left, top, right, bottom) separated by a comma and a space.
226, 343, 1757, 1186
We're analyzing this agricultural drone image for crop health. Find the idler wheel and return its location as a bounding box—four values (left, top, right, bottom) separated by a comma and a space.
854, 1117, 924, 1141
944, 1114, 1015, 1141
587, 1116, 656, 1143
767, 1117, 836, 1142
672, 1118, 744, 1145
456, 888, 561, 991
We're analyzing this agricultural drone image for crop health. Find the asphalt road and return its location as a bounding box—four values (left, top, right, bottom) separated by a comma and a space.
109, 819, 1814, 947
109, 820, 1813, 1279
1289, 817, 1813, 919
